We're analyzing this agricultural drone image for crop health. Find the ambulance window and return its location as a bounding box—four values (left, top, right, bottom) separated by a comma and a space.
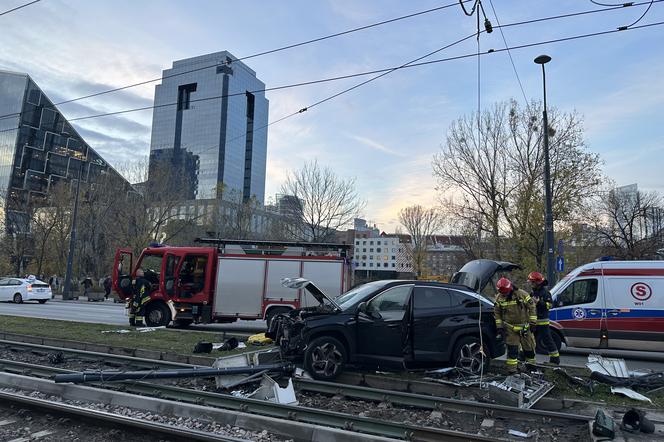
557, 279, 598, 307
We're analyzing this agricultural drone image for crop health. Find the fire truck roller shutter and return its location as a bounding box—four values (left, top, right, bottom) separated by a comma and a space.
215, 258, 265, 317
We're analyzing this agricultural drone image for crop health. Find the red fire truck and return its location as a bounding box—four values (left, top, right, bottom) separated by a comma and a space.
112, 239, 351, 327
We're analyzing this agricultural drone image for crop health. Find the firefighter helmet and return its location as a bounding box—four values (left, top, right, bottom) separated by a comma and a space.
527, 271, 544, 283
496, 277, 513, 294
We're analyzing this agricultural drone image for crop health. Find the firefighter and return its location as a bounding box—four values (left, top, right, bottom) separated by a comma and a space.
528, 271, 560, 365
129, 269, 151, 327
494, 277, 537, 372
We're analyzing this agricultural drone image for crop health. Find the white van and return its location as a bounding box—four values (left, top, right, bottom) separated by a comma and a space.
549, 261, 664, 352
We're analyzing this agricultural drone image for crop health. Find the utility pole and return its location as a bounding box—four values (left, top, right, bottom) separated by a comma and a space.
534, 54, 556, 284
62, 152, 85, 300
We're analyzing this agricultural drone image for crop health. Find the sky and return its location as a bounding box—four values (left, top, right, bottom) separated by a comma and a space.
1, 0, 663, 231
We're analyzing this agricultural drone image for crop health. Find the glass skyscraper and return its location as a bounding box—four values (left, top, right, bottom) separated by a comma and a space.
148, 51, 269, 203
0, 69, 130, 232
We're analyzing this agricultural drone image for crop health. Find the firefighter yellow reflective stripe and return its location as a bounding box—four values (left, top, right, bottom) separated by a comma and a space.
529, 316, 537, 321
526, 358, 536, 363
498, 301, 518, 306
549, 352, 560, 357
140, 297, 150, 305
495, 319, 503, 325
537, 319, 550, 325
506, 359, 518, 366
546, 302, 552, 309
524, 295, 532, 302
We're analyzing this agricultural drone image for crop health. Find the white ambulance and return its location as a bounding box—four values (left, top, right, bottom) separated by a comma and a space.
549, 260, 664, 352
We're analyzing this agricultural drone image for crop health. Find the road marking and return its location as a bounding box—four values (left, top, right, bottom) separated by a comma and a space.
7, 430, 55, 442
0, 419, 17, 426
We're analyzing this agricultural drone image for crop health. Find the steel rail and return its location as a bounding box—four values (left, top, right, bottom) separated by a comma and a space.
0, 339, 593, 424
0, 389, 243, 442
0, 358, 504, 441
293, 378, 592, 424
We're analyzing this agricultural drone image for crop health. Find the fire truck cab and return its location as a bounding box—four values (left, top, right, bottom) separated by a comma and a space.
112, 239, 351, 328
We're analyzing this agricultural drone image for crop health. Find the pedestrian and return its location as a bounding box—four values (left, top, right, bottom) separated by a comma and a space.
48, 276, 54, 287
82, 277, 93, 298
528, 271, 560, 365
494, 277, 537, 373
103, 276, 112, 300
129, 269, 151, 327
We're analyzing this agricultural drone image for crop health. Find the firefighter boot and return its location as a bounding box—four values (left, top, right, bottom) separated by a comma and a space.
506, 344, 519, 374
549, 352, 560, 365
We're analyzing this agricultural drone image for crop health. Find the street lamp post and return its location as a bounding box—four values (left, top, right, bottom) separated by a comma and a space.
534, 54, 556, 285
62, 150, 86, 300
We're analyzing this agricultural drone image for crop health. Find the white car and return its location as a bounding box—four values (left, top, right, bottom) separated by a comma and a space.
0, 277, 53, 304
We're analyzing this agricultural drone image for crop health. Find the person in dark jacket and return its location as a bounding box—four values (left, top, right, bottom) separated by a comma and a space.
103, 276, 112, 299
528, 271, 560, 365
129, 269, 151, 327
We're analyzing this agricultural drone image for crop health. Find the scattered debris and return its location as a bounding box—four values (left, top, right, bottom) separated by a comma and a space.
621, 408, 655, 434
508, 429, 535, 438
136, 326, 165, 333
213, 348, 282, 388
488, 373, 554, 409
248, 374, 298, 405
423, 367, 500, 387
193, 341, 213, 354
247, 333, 273, 345
47, 352, 65, 365
610, 387, 652, 403
480, 418, 494, 428
101, 329, 130, 334
587, 355, 629, 378
212, 337, 239, 352
592, 409, 616, 439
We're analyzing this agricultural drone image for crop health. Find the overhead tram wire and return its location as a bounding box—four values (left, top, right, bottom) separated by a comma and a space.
487, 0, 530, 107
16, 1, 473, 110
160, 18, 664, 163
0, 0, 41, 17
1, 18, 663, 136
0, 0, 659, 124
1, 19, 663, 138
2, 0, 660, 128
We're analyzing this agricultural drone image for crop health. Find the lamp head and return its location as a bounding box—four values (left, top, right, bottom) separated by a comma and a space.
534, 55, 552, 65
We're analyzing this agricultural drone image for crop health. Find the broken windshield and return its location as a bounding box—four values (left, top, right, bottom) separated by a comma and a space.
336, 280, 390, 310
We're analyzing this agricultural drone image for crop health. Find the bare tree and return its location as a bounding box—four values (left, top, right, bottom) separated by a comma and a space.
433, 100, 602, 269
398, 205, 443, 277
591, 187, 663, 259
280, 160, 364, 242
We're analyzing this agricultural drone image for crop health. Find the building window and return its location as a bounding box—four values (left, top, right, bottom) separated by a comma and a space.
391, 256, 396, 260
355, 241, 359, 245
370, 263, 373, 267
384, 255, 388, 261
363, 241, 366, 245
384, 263, 388, 267
370, 248, 373, 252
377, 247, 381, 253
369, 256, 373, 260
363, 248, 366, 252
392, 263, 396, 267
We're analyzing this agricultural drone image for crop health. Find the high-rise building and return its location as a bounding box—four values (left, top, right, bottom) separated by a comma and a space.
148, 51, 269, 203
0, 70, 131, 232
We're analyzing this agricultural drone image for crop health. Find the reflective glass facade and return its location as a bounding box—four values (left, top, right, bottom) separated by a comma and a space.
149, 51, 268, 203
0, 70, 131, 232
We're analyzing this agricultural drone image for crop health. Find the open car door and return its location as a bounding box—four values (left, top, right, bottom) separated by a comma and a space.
113, 248, 133, 300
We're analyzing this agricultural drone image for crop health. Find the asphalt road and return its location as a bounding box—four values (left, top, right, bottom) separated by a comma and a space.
1, 299, 663, 371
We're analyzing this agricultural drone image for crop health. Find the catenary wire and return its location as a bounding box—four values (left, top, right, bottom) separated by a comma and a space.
4, 0, 661, 125
0, 0, 41, 17
150, 19, 664, 161
0, 0, 661, 123
0, 0, 659, 123
487, 0, 530, 107
1, 19, 663, 138
622, 0, 654, 28
34, 1, 472, 108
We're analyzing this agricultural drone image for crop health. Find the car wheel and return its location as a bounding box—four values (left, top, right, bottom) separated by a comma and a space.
535, 327, 563, 354
38, 299, 47, 304
145, 302, 171, 327
265, 307, 290, 329
452, 336, 489, 374
13, 293, 23, 304
304, 336, 347, 380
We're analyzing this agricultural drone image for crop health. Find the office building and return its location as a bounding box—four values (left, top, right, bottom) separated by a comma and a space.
148, 51, 269, 203
0, 70, 130, 232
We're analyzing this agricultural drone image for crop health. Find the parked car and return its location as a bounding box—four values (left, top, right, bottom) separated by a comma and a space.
267, 277, 504, 380
0, 276, 53, 304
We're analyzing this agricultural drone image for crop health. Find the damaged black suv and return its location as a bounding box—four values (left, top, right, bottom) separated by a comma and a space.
267, 277, 505, 380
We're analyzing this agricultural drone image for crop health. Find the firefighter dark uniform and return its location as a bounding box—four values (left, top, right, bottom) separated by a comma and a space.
129, 271, 151, 327
494, 277, 537, 372
528, 272, 560, 365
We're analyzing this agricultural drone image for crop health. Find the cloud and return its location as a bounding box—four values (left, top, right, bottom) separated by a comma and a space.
345, 133, 406, 157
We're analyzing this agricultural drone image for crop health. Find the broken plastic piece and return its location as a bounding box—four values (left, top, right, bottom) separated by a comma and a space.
249, 374, 298, 405
587, 354, 629, 378
622, 408, 655, 434
508, 429, 534, 438
592, 409, 615, 439
610, 387, 652, 403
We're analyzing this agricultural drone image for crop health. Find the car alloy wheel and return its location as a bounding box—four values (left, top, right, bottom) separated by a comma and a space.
456, 341, 485, 374
310, 342, 344, 378
13, 293, 23, 304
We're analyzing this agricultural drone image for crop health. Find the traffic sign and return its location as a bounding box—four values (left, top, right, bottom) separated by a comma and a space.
556, 256, 564, 272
